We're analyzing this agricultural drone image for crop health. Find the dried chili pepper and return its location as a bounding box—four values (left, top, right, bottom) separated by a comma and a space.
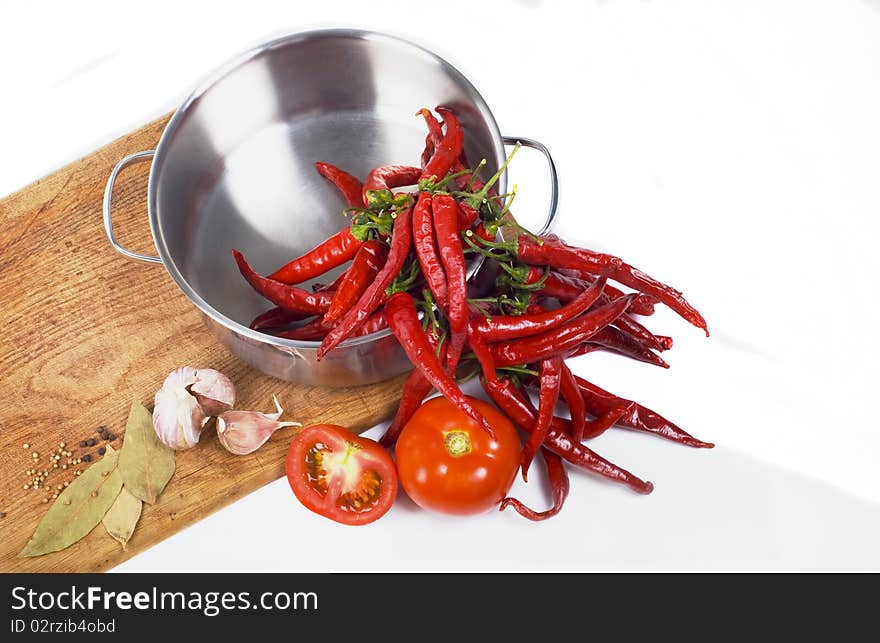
315, 161, 364, 208
380, 372, 433, 448
273, 309, 387, 341
267, 228, 362, 285
500, 448, 569, 521
232, 250, 334, 315
433, 194, 469, 373
445, 332, 468, 378
611, 309, 668, 352
585, 326, 670, 368
324, 240, 387, 322
473, 276, 607, 342
521, 356, 563, 481
535, 269, 657, 317
412, 192, 448, 310
491, 295, 635, 367
249, 307, 310, 331
481, 376, 653, 494
417, 108, 445, 170
574, 376, 713, 447
540, 267, 667, 350
517, 235, 708, 335
317, 207, 413, 359
581, 407, 629, 440
362, 165, 421, 204
468, 320, 497, 383
559, 363, 586, 442
378, 330, 441, 448
275, 317, 333, 341
385, 292, 494, 437
420, 107, 463, 182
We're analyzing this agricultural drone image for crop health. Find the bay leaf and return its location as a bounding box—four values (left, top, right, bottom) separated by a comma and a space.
118, 399, 175, 504
102, 486, 142, 550
19, 445, 123, 558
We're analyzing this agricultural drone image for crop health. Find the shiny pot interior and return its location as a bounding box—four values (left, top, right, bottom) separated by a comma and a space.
147, 29, 507, 386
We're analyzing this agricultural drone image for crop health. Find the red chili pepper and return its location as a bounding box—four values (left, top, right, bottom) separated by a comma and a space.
481, 376, 653, 494
559, 363, 586, 442
491, 294, 635, 367
275, 317, 333, 341
412, 192, 449, 310
433, 194, 469, 372
362, 165, 421, 204
249, 307, 310, 331
324, 240, 387, 322
380, 372, 433, 448
267, 228, 362, 285
232, 250, 334, 315
420, 107, 463, 182
272, 309, 387, 342
467, 320, 497, 382
582, 407, 630, 440
500, 448, 569, 521
611, 309, 668, 352
553, 268, 659, 317
317, 208, 413, 359
472, 222, 495, 241
418, 108, 474, 187
385, 292, 494, 437
444, 331, 468, 379
433, 195, 468, 331
536, 269, 658, 317
473, 276, 607, 342
378, 328, 441, 448
314, 162, 364, 208
580, 326, 669, 368
353, 310, 389, 337
517, 235, 708, 336
521, 356, 563, 481
417, 108, 445, 170
575, 376, 713, 448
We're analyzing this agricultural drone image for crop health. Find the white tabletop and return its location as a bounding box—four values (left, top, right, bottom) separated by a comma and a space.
3, 0, 879, 571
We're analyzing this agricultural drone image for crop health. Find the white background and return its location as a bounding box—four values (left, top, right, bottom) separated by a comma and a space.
3, 0, 880, 570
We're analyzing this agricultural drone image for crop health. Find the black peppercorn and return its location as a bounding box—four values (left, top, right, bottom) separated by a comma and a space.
86, 438, 96, 447
98, 447, 106, 455
82, 454, 92, 462
79, 441, 87, 447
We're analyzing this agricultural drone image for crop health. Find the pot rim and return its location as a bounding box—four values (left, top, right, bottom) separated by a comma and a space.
146, 28, 506, 351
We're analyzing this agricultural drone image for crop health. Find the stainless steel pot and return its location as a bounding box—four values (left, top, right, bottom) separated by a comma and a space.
103, 29, 557, 387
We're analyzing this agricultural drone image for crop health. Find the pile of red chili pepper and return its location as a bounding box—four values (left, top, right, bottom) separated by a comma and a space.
232, 106, 711, 520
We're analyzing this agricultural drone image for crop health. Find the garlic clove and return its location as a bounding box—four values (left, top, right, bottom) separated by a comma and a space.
153, 378, 208, 450
189, 368, 235, 416
216, 396, 301, 456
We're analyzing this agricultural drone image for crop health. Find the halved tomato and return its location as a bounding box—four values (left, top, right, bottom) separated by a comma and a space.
285, 424, 397, 526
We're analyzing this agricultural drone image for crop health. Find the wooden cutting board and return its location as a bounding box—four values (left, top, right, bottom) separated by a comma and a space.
0, 114, 406, 572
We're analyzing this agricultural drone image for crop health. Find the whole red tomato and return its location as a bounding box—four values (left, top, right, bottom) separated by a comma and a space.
395, 396, 520, 516
286, 424, 397, 526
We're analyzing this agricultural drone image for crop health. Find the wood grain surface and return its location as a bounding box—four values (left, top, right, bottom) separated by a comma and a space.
0, 114, 406, 572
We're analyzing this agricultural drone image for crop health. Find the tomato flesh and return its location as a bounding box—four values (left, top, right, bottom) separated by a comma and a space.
286, 424, 397, 525
395, 396, 520, 516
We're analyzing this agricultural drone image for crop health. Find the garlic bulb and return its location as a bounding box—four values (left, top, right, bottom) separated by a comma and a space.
152, 367, 236, 450
216, 395, 301, 456
189, 368, 235, 415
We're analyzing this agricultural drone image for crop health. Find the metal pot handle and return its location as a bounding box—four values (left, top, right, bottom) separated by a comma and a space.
502, 136, 558, 234
103, 150, 162, 264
